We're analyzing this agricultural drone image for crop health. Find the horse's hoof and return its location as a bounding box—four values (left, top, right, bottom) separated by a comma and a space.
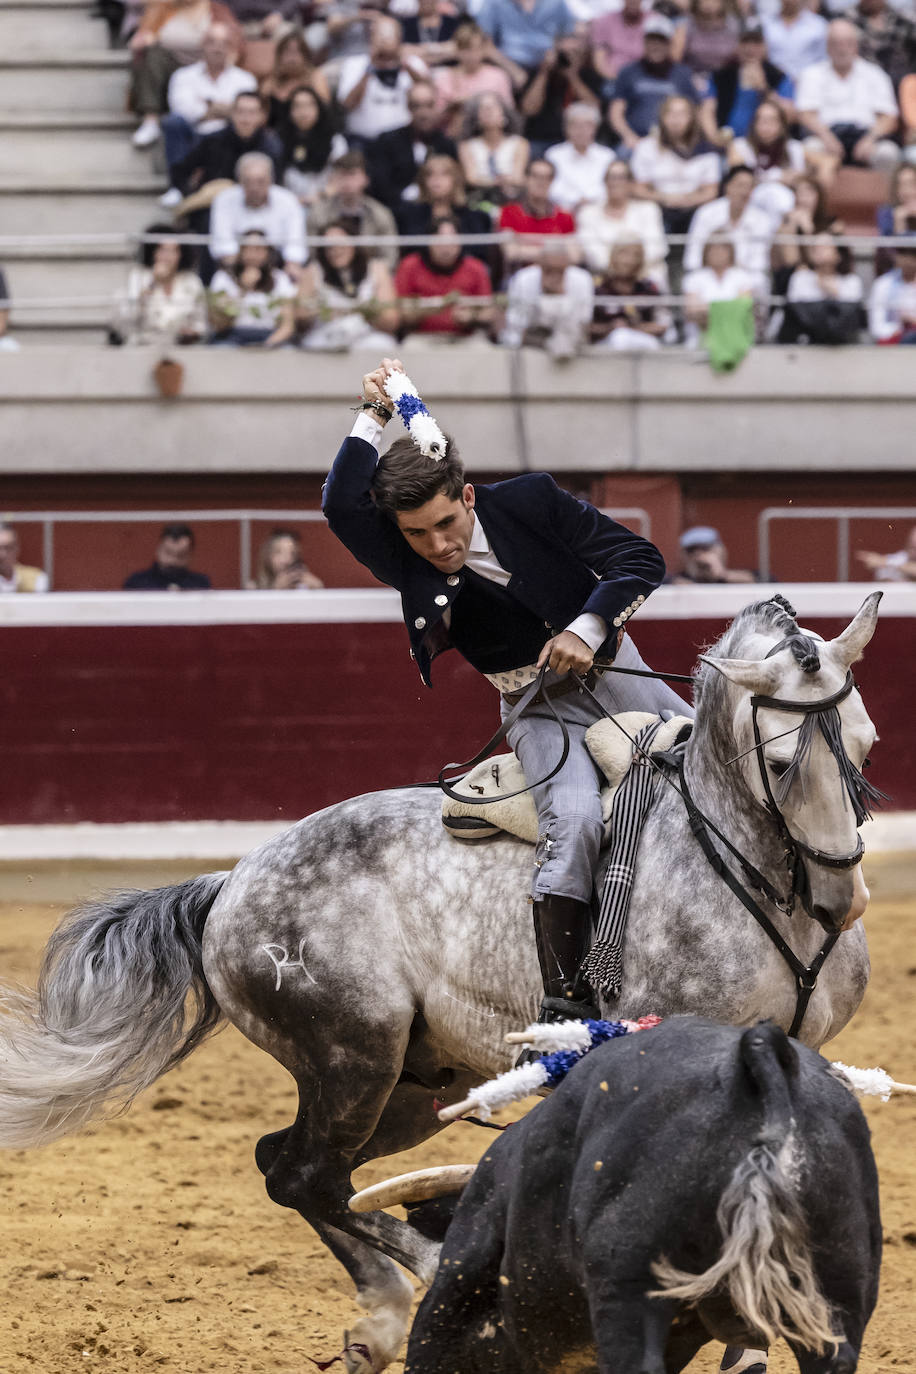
719, 1351, 767, 1374
342, 1330, 376, 1374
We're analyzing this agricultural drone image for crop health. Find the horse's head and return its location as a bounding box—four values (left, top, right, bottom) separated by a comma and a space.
698, 593, 882, 934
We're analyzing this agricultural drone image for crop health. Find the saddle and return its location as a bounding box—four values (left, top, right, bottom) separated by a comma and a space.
441, 711, 693, 843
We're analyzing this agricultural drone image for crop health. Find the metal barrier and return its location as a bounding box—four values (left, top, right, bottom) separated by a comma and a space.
758, 506, 916, 581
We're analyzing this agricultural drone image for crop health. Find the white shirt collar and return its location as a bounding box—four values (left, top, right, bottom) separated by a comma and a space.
468, 509, 490, 554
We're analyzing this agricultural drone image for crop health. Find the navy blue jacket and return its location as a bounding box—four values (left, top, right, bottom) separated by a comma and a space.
322, 435, 666, 686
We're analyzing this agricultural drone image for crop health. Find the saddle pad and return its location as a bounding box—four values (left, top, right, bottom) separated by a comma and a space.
441, 713, 692, 842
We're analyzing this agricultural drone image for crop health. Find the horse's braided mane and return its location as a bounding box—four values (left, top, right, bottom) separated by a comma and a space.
705, 595, 821, 676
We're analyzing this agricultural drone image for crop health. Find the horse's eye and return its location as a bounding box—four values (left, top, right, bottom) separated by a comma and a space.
769, 760, 791, 778
862, 757, 871, 769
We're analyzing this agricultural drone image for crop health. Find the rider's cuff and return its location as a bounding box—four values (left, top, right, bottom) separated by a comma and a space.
350, 411, 385, 450
565, 613, 607, 653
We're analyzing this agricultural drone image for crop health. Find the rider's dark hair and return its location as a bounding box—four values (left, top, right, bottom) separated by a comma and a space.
372, 436, 465, 519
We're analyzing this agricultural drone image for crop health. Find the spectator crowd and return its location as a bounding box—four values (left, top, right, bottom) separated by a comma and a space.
5, 0, 916, 353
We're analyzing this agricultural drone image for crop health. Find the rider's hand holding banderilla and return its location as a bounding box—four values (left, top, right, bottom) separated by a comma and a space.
537, 631, 594, 677
361, 357, 404, 423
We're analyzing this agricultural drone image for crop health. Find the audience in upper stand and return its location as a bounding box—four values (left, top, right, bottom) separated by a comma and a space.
683, 235, 756, 348
762, 0, 827, 81
223, 0, 301, 40
668, 525, 758, 583
728, 97, 808, 228
684, 164, 775, 293
545, 102, 616, 212
498, 157, 577, 271
475, 0, 576, 75
367, 79, 457, 207
849, 0, 916, 90
208, 228, 298, 345
115, 223, 207, 343
868, 228, 916, 342
797, 19, 901, 176
877, 162, 916, 236
210, 151, 307, 276
590, 237, 669, 350
433, 21, 517, 138
394, 216, 495, 341
395, 155, 494, 268
130, 0, 241, 148
784, 233, 864, 330
671, 0, 741, 82
610, 15, 699, 152
630, 94, 720, 234
321, 0, 375, 63
702, 20, 794, 144
459, 92, 529, 210
518, 33, 603, 157
158, 22, 255, 189
261, 31, 331, 122
279, 86, 348, 206
577, 159, 669, 284
591, 0, 649, 90
298, 221, 399, 349
401, 0, 461, 66
0, 523, 46, 592
337, 17, 429, 146
170, 90, 282, 200
123, 523, 212, 590
501, 240, 594, 355
309, 150, 399, 270
772, 172, 844, 276
250, 528, 324, 589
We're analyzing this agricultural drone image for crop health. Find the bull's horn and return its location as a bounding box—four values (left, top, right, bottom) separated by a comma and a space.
348, 1164, 476, 1213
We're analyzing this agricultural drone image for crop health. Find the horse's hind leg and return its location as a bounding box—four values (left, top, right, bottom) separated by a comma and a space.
314, 1220, 415, 1374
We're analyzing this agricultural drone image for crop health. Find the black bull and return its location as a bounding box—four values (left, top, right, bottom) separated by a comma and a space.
403, 1018, 881, 1374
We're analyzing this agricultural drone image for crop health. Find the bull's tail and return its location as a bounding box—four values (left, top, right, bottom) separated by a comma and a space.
0, 873, 228, 1149
651, 1023, 836, 1354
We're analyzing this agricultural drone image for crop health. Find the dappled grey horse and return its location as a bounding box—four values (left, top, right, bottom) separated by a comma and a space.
0, 594, 882, 1373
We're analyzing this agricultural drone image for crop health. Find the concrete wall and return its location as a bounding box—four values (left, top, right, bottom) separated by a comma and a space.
1, 346, 914, 475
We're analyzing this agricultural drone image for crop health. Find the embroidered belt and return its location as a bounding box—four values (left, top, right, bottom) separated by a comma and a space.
501, 662, 611, 708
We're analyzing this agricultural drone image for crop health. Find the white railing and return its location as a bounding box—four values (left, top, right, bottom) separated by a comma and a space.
758, 507, 916, 581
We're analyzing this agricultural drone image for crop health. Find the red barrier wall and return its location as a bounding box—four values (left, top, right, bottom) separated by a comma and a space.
1, 613, 910, 824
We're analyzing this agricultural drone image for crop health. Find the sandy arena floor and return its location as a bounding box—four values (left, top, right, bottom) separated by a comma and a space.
0, 853, 912, 1374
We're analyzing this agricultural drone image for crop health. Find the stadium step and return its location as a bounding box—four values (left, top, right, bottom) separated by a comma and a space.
3, 252, 131, 306
0, 116, 161, 177
0, 2, 110, 51
0, 184, 165, 235
0, 51, 130, 111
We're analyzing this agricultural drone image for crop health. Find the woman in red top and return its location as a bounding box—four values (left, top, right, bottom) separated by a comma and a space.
394, 217, 495, 338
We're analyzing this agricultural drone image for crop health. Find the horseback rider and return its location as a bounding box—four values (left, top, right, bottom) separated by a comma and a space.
323, 357, 692, 1026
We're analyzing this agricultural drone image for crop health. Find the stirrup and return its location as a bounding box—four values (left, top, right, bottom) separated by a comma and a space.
539, 993, 599, 1022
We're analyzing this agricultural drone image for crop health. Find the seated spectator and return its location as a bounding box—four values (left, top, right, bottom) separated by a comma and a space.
797, 20, 900, 176
261, 32, 331, 125
395, 156, 495, 270
545, 102, 616, 212
856, 524, 916, 580
772, 172, 843, 275
123, 523, 212, 590
368, 81, 457, 211
210, 151, 307, 276
209, 228, 297, 344
130, 0, 241, 148
868, 228, 916, 342
0, 523, 48, 593
337, 17, 429, 148
401, 0, 461, 67
476, 0, 576, 76
321, 0, 375, 66
171, 90, 282, 198
459, 92, 530, 211
578, 158, 668, 283
251, 528, 324, 588
501, 240, 594, 355
309, 150, 399, 271
630, 94, 720, 235
781, 233, 864, 342
298, 222, 399, 350
591, 0, 649, 91
590, 236, 669, 350
0, 265, 19, 353
762, 0, 827, 84
876, 161, 916, 272
113, 222, 207, 344
703, 21, 794, 144
671, 0, 740, 83
610, 16, 698, 154
849, 0, 916, 90
519, 33, 604, 158
158, 22, 255, 194
394, 217, 495, 341
280, 86, 348, 206
433, 21, 516, 140
728, 97, 807, 228
668, 525, 758, 583
684, 164, 774, 293
223, 0, 301, 41
498, 156, 577, 271
683, 233, 756, 344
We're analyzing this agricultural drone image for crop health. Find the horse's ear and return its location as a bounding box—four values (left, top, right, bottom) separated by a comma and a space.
699, 656, 783, 695
828, 591, 882, 668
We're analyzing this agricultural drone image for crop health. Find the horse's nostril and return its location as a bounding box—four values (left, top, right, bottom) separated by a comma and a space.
813, 904, 841, 932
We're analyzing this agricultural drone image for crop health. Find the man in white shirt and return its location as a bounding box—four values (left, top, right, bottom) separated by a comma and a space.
763, 0, 828, 79
337, 16, 429, 144
545, 103, 616, 212
684, 164, 774, 293
501, 241, 595, 354
210, 153, 308, 276
797, 19, 900, 167
160, 24, 256, 193
0, 522, 48, 594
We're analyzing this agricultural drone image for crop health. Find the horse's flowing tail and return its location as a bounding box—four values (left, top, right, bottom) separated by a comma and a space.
651, 1023, 836, 1354
0, 873, 228, 1149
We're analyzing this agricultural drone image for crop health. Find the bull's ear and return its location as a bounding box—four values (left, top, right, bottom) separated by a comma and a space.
699, 656, 783, 696
828, 591, 882, 668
